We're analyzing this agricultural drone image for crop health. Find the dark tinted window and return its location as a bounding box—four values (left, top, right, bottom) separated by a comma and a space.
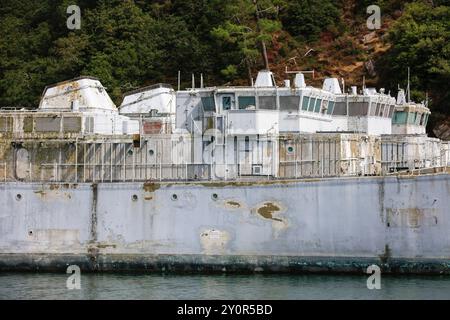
222, 96, 231, 110
259, 96, 277, 110
238, 96, 256, 109
327, 101, 335, 115
301, 96, 310, 111
348, 102, 369, 116
333, 102, 347, 115
280, 96, 300, 111
201, 97, 216, 112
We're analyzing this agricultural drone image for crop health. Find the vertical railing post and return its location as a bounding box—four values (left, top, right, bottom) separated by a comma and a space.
75, 139, 78, 183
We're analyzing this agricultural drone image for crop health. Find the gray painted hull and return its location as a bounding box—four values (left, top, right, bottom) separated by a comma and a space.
1, 174, 449, 274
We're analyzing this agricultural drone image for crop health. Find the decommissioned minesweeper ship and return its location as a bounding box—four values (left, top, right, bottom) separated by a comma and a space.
0, 69, 449, 273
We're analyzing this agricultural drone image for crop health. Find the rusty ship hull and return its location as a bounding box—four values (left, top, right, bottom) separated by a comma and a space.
1, 172, 449, 274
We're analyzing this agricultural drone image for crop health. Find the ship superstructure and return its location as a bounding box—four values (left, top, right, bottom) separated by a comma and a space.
0, 70, 447, 183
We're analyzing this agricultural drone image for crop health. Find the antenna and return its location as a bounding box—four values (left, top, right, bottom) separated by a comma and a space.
178, 70, 181, 91
285, 66, 315, 76
363, 75, 366, 90
200, 74, 204, 88
407, 67, 410, 103
192, 74, 195, 89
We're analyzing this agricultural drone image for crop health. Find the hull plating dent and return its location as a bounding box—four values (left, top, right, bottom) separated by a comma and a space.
0, 173, 449, 274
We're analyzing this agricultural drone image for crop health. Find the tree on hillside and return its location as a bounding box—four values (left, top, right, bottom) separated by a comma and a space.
377, 1, 450, 124
211, 0, 283, 83
281, 0, 341, 42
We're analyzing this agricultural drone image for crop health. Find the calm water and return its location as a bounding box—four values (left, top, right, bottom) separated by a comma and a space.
1, 273, 450, 300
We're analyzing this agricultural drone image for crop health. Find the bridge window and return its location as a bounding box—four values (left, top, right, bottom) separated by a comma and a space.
259, 96, 277, 110
415, 113, 421, 125
393, 111, 407, 124
222, 96, 232, 110
308, 98, 316, 112
349, 102, 369, 116
369, 103, 377, 116
419, 113, 426, 125
201, 97, 216, 112
327, 101, 335, 115
375, 103, 381, 117
301, 96, 310, 111
388, 105, 395, 118
333, 102, 347, 115
279, 96, 300, 111
238, 96, 256, 109
314, 99, 322, 113
408, 112, 417, 124
379, 104, 386, 117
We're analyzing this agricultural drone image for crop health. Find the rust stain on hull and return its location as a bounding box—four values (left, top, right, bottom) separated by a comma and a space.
226, 201, 241, 208
143, 182, 160, 193
257, 202, 283, 222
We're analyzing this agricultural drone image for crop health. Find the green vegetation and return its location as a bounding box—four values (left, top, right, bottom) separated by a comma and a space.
378, 1, 450, 124
0, 0, 449, 130
212, 0, 283, 82
281, 0, 341, 42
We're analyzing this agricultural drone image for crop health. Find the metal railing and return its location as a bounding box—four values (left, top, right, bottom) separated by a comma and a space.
40, 163, 212, 183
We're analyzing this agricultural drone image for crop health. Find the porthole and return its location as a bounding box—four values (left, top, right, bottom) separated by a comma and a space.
28, 230, 33, 236
287, 146, 294, 154
212, 193, 218, 201
171, 194, 178, 201
149, 150, 155, 156
127, 149, 133, 156
16, 194, 22, 201
132, 195, 138, 202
